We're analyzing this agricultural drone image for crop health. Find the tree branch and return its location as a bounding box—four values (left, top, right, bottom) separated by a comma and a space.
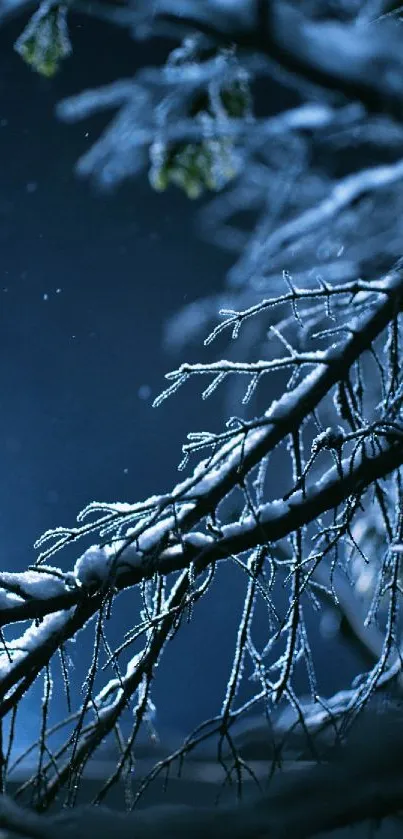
147, 0, 403, 120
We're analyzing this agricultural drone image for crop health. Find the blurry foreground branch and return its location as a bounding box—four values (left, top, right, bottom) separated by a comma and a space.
2, 1, 403, 837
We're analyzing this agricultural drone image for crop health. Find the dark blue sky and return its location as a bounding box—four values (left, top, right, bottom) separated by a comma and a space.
0, 10, 255, 743
0, 12, 233, 562
0, 10, 367, 749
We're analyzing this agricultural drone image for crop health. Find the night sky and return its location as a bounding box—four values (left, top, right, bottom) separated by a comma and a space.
0, 9, 367, 749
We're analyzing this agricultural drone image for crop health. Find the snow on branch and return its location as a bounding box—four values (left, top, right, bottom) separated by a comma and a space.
0, 260, 402, 818
4, 1, 403, 834
0, 264, 401, 620
3, 697, 403, 837
143, 0, 403, 120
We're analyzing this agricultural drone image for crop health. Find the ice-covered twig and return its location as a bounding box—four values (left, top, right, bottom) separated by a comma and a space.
0, 267, 401, 634
3, 699, 403, 837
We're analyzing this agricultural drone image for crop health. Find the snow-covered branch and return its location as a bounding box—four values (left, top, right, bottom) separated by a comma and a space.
0, 265, 401, 625
0, 260, 400, 814
3, 698, 403, 837
4, 1, 403, 832
141, 0, 403, 120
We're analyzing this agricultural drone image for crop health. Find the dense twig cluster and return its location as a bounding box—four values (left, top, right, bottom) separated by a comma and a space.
2, 1, 403, 836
